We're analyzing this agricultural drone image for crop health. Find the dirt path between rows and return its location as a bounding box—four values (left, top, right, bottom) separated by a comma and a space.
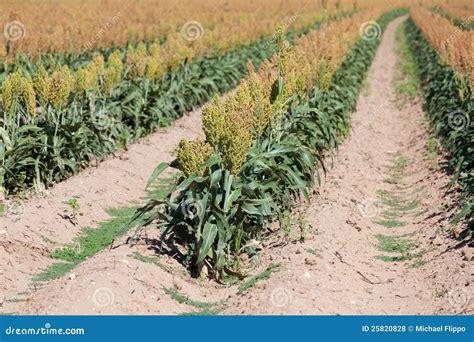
2, 16, 472, 315
0, 107, 204, 308
223, 16, 473, 315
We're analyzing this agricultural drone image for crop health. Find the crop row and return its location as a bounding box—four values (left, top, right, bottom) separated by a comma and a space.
406, 12, 473, 241
1, 9, 341, 80
0, 11, 359, 197
1, 0, 356, 62
430, 2, 474, 29
131, 9, 407, 278
410, 7, 472, 87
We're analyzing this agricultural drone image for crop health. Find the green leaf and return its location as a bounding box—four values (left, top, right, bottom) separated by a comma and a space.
197, 223, 218, 264
146, 162, 169, 190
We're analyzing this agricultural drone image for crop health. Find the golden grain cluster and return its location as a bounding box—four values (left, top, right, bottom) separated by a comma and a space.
410, 6, 473, 86
1, 0, 365, 59
435, 1, 473, 21
0, 0, 377, 124
438, 3, 474, 22
177, 6, 391, 176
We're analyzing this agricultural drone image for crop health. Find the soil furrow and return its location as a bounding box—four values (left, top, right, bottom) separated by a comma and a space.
0, 108, 204, 310
2, 16, 472, 315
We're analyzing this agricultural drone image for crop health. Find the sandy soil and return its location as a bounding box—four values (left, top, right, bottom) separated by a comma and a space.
1, 16, 472, 315
222, 16, 473, 315
0, 107, 204, 308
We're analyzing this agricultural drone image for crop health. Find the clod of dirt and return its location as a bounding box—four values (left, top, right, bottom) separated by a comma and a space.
461, 249, 473, 262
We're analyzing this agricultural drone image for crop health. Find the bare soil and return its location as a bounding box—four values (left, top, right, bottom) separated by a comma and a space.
1, 16, 472, 315
0, 107, 204, 309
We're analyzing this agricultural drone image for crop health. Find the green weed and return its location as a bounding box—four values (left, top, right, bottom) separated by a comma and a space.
237, 263, 280, 294
373, 219, 407, 228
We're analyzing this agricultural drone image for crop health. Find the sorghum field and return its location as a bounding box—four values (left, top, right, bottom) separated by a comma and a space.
0, 0, 472, 315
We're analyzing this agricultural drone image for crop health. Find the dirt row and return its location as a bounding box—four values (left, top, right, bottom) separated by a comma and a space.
0, 16, 472, 315
0, 106, 204, 308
